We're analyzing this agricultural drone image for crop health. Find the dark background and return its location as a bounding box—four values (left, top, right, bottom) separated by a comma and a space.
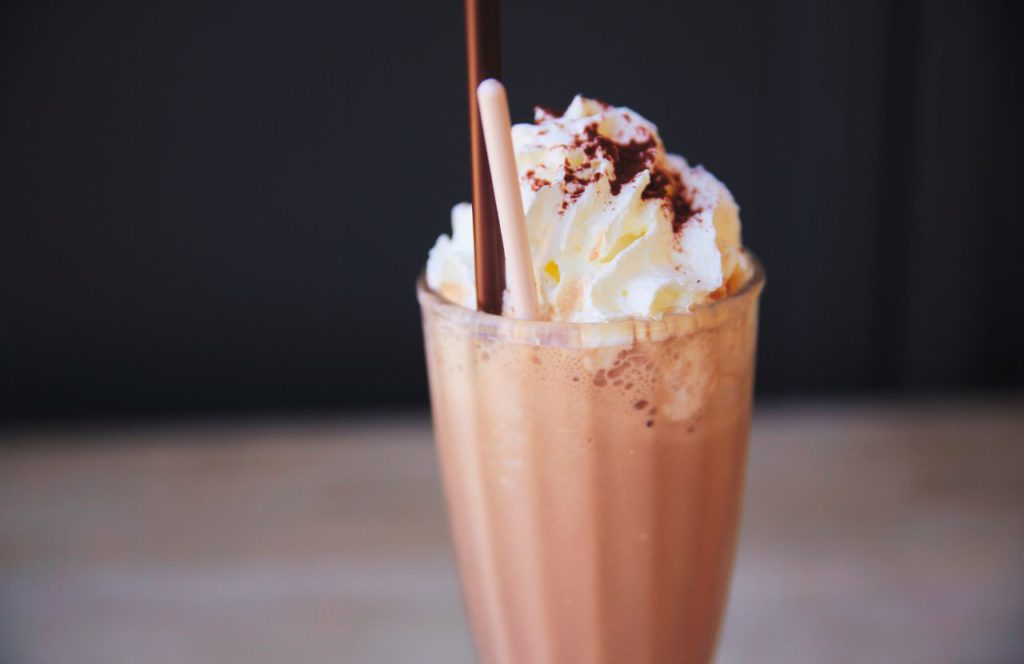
1, 0, 1022, 421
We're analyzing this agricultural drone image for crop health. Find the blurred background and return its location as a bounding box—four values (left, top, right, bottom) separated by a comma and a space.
2, 1, 1023, 663
2, 0, 1021, 421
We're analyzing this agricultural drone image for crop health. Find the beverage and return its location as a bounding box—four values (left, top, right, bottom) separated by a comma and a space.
420, 265, 760, 662
421, 95, 762, 662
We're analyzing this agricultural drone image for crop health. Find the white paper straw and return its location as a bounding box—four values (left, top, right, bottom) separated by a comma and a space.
476, 78, 539, 320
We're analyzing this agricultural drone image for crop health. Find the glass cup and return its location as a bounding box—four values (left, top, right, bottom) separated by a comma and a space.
418, 257, 764, 664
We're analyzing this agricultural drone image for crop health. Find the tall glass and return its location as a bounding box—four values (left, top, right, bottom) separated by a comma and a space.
418, 258, 764, 664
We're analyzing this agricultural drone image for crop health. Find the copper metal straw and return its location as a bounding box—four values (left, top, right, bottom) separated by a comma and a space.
464, 0, 505, 314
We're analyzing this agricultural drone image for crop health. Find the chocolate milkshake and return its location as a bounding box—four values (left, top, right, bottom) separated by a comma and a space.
421, 96, 763, 663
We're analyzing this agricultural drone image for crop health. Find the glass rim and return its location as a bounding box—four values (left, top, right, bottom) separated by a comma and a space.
417, 252, 764, 347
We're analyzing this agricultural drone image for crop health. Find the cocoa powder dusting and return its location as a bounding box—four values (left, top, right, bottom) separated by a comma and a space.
545, 117, 699, 232
559, 156, 600, 211
642, 166, 699, 234
525, 169, 551, 192
572, 123, 659, 197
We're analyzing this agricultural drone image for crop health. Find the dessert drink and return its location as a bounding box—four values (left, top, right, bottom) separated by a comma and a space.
421, 96, 763, 663
419, 272, 760, 663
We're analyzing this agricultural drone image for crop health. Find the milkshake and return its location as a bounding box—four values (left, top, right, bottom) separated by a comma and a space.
421, 96, 763, 663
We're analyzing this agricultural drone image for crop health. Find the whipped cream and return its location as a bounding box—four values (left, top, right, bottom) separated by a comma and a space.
427, 95, 748, 322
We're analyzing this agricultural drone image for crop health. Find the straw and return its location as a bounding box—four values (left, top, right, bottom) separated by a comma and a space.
464, 0, 505, 314
477, 79, 539, 320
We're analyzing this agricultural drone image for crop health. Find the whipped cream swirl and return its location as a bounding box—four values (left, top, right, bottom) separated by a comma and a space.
427, 95, 747, 322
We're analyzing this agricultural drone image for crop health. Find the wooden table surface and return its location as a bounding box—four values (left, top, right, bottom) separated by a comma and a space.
1, 398, 1022, 663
